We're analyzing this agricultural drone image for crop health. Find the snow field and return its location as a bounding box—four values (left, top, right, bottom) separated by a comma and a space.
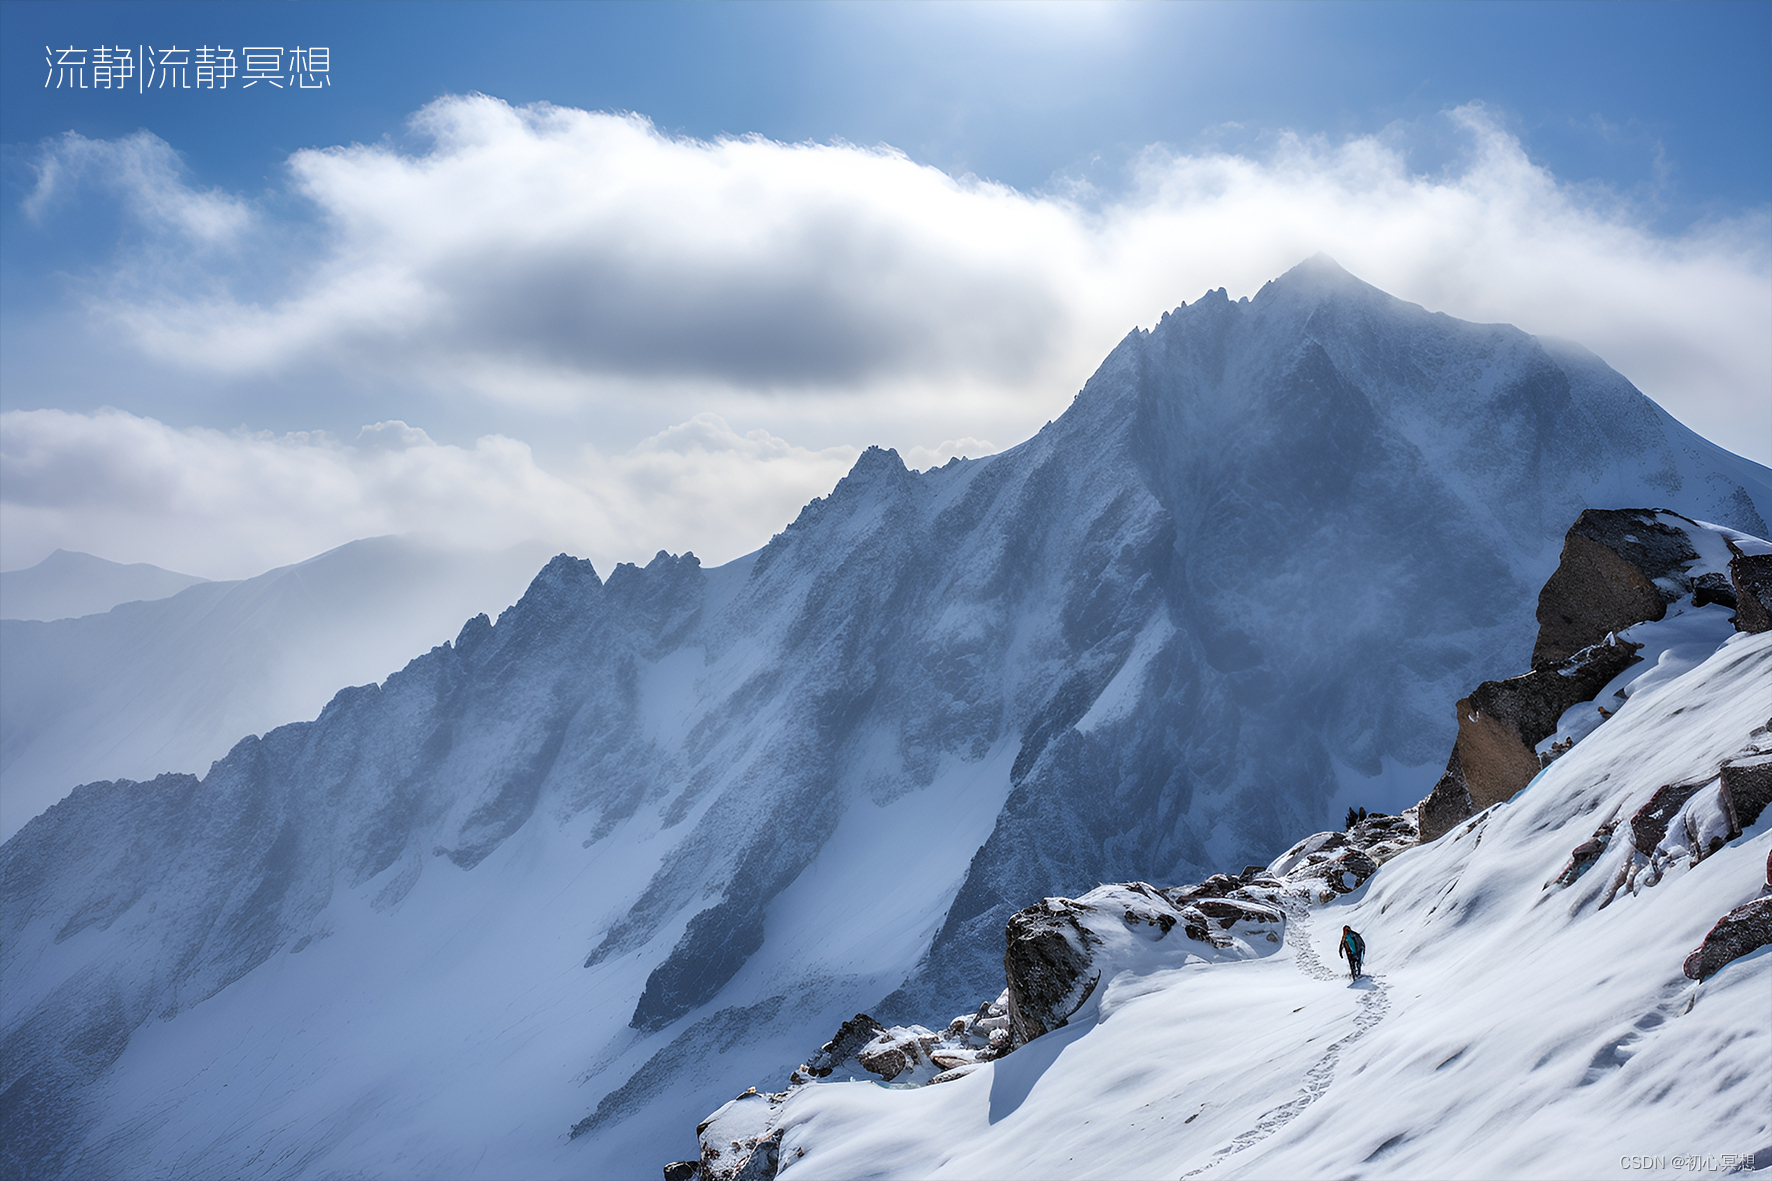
769, 633, 1772, 1180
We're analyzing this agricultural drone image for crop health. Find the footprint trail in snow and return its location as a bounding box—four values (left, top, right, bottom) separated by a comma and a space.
1181, 894, 1390, 1178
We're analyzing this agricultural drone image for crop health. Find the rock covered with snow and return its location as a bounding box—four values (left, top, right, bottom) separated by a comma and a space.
1683, 898, 1772, 981
683, 1089, 787, 1181
1263, 813, 1418, 899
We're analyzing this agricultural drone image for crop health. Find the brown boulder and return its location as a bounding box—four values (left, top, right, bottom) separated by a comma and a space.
1162, 873, 1245, 904
1417, 636, 1641, 842
1682, 897, 1772, 981
1532, 509, 1700, 666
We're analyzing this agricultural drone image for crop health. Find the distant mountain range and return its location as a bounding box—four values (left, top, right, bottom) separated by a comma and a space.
2, 257, 1767, 1180
0, 536, 553, 841
0, 550, 208, 622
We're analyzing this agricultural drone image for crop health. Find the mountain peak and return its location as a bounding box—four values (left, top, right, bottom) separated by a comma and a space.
848, 445, 907, 477
1256, 253, 1383, 305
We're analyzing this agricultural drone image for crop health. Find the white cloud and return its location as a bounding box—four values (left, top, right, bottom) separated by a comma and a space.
24, 130, 252, 246
0, 408, 874, 579
9, 97, 1769, 574
44, 97, 1767, 460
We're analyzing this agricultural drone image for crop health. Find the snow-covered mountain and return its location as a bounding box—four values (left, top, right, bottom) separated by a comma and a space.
0, 536, 554, 841
0, 550, 208, 622
2, 258, 1768, 1180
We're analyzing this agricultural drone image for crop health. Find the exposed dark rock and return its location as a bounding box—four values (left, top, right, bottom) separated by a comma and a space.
689, 1089, 784, 1181
1552, 823, 1615, 887
1002, 899, 1102, 1044
802, 1014, 884, 1079
1682, 897, 1772, 981
1191, 898, 1285, 928
664, 1161, 701, 1181
1631, 782, 1706, 855
1417, 755, 1478, 846
1719, 757, 1772, 832
1689, 572, 1738, 611
853, 1025, 944, 1083
1532, 509, 1699, 666
1731, 554, 1772, 634
1178, 908, 1214, 944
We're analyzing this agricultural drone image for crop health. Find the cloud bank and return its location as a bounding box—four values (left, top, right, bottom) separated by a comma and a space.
9, 96, 1769, 575
0, 408, 895, 579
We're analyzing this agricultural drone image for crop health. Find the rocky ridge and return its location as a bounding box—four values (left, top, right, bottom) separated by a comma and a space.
1416, 509, 1772, 842
667, 812, 1418, 1181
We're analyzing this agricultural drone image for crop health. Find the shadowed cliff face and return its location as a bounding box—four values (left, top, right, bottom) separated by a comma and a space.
3, 258, 1769, 1180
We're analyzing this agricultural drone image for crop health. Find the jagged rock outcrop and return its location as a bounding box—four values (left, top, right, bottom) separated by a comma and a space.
1418, 510, 1768, 842
1577, 749, 1772, 907
1532, 509, 1734, 665
1418, 638, 1643, 843
799, 1014, 883, 1079
1631, 782, 1707, 855
1003, 896, 1105, 1043
1732, 555, 1772, 633
1552, 821, 1616, 887
1678, 843, 1772, 984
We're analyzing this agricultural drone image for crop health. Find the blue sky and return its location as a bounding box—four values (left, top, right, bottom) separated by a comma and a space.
2, 1, 1768, 577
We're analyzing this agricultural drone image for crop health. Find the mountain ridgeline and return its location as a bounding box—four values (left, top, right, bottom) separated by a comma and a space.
3, 258, 1768, 1180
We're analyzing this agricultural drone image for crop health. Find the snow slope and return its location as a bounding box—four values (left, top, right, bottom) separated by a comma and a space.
0, 536, 553, 840
0, 550, 207, 622
764, 627, 1772, 1180
2, 258, 1769, 1179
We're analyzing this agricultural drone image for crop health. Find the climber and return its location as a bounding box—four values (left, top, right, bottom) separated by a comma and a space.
1338, 925, 1366, 980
